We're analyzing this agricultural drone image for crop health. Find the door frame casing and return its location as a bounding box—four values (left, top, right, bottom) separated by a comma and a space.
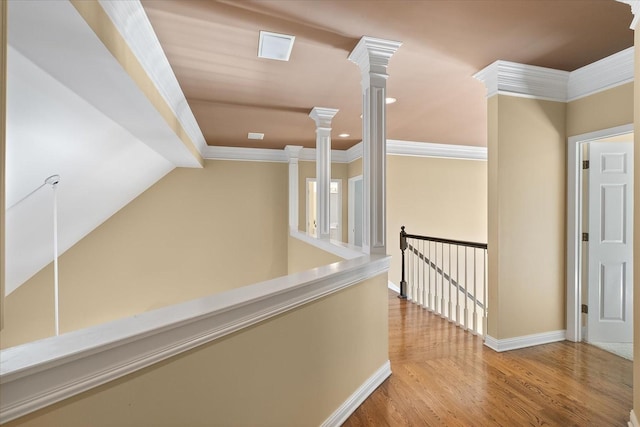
566, 123, 633, 342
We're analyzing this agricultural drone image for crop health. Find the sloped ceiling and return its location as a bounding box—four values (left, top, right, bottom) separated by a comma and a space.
5, 0, 197, 294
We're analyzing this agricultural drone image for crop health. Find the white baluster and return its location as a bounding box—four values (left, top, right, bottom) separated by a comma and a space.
473, 249, 478, 335
456, 245, 461, 326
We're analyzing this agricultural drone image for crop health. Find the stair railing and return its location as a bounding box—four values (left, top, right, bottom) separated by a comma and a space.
399, 226, 488, 337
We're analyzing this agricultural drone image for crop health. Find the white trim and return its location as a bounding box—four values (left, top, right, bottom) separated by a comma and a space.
629, 409, 639, 427
484, 330, 566, 352
0, 253, 388, 423
299, 148, 348, 163
474, 60, 570, 102
388, 281, 400, 294
348, 175, 363, 246
285, 146, 303, 232
387, 140, 487, 161
320, 360, 391, 427
346, 142, 363, 163
567, 47, 634, 101
474, 48, 635, 102
565, 124, 634, 342
204, 141, 486, 164
203, 146, 288, 162
289, 230, 363, 261
97, 0, 207, 155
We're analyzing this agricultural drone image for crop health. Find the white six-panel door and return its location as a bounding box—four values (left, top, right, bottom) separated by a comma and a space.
587, 141, 634, 343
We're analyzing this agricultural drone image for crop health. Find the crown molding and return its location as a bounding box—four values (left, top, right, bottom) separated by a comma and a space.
299, 148, 348, 163
473, 60, 570, 102
203, 146, 349, 163
474, 47, 634, 102
97, 0, 207, 155
387, 140, 487, 161
567, 47, 634, 101
346, 142, 363, 163
203, 146, 288, 162
204, 141, 485, 163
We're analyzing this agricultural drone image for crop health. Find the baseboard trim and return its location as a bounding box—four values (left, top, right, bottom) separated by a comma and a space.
629, 409, 639, 427
321, 360, 391, 427
484, 330, 566, 352
388, 281, 400, 293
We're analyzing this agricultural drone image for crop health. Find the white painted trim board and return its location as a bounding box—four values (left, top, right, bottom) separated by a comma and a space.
320, 360, 391, 427
484, 330, 566, 352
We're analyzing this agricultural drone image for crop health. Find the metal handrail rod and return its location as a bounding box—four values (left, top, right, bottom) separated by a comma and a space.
404, 233, 487, 250
407, 243, 485, 310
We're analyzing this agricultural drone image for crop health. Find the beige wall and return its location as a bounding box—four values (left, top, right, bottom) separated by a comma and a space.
567, 82, 633, 137
386, 155, 487, 287
634, 26, 640, 417
4, 273, 389, 427
297, 161, 349, 242
1, 160, 289, 349
488, 95, 566, 339
287, 235, 343, 274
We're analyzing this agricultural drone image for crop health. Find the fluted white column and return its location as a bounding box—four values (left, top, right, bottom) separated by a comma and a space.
349, 37, 401, 254
284, 145, 303, 233
309, 107, 338, 240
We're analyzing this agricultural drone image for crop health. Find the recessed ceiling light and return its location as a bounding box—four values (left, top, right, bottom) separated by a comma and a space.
258, 31, 295, 61
385, 97, 397, 104
248, 132, 264, 140
338, 133, 350, 138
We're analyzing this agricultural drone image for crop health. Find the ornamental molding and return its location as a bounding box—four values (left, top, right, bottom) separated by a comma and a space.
473, 60, 570, 102
474, 47, 634, 102
309, 107, 339, 130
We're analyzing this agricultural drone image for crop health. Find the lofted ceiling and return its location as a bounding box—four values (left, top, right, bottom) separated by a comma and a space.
141, 0, 635, 150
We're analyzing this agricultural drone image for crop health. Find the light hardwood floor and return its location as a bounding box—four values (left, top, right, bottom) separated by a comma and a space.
343, 291, 633, 426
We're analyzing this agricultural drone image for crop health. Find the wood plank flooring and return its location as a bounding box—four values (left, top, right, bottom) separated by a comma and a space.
343, 291, 633, 426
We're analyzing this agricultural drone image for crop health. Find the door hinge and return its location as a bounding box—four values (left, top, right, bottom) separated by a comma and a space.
582, 304, 588, 314
582, 232, 589, 242
583, 160, 590, 169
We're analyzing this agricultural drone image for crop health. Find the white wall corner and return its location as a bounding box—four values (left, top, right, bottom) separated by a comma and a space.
629, 409, 639, 427
568, 47, 634, 101
617, 0, 640, 29
473, 60, 569, 102
483, 330, 566, 352
320, 360, 391, 427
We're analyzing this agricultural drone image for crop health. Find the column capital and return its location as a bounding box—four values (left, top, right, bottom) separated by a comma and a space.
617, 0, 640, 29
284, 145, 304, 161
348, 36, 402, 86
309, 107, 339, 130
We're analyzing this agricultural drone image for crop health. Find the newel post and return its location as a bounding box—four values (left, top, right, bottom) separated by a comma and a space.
399, 226, 408, 299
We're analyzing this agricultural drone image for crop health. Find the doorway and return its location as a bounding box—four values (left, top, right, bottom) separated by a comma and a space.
348, 175, 363, 247
306, 178, 342, 240
566, 124, 634, 359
